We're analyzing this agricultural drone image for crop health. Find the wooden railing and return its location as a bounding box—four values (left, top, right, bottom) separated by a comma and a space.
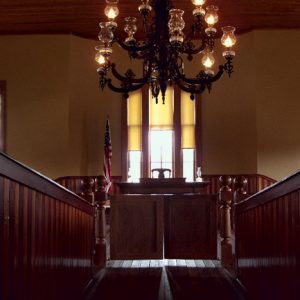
235, 170, 300, 299
0, 153, 94, 300
202, 174, 276, 195
56, 174, 275, 196
55, 175, 122, 195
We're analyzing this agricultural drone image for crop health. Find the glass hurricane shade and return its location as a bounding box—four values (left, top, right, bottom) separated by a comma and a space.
98, 22, 114, 44
205, 6, 219, 26
124, 17, 138, 39
202, 51, 215, 69
104, 0, 119, 20
191, 0, 206, 6
95, 52, 105, 65
221, 26, 237, 48
168, 9, 185, 33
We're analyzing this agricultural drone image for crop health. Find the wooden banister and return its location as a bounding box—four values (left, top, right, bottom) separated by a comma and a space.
55, 174, 276, 196
0, 153, 94, 300
218, 175, 234, 266
233, 176, 248, 204
235, 170, 300, 299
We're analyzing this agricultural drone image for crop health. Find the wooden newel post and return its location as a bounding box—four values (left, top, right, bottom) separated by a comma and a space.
233, 176, 248, 204
80, 178, 97, 267
219, 175, 233, 266
94, 180, 108, 268
81, 177, 95, 204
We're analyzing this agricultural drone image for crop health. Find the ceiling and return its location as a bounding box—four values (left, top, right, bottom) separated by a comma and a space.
0, 0, 299, 39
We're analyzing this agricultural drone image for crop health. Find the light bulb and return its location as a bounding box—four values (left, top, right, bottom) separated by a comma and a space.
206, 15, 216, 25
104, 0, 119, 20
95, 53, 106, 65
202, 51, 215, 69
192, 0, 206, 6
107, 8, 116, 19
205, 6, 219, 26
221, 26, 237, 48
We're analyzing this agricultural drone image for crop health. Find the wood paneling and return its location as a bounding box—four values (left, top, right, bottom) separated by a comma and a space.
164, 194, 217, 259
110, 194, 164, 260
0, 81, 6, 152
110, 193, 217, 260
0, 153, 94, 300
55, 175, 122, 195
115, 180, 210, 194
201, 174, 276, 195
56, 174, 275, 196
235, 170, 300, 299
0, 1, 300, 39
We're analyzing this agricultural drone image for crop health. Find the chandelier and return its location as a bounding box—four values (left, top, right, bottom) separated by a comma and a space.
95, 0, 237, 103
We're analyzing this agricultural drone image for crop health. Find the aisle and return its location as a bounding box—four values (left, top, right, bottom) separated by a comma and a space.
84, 260, 247, 300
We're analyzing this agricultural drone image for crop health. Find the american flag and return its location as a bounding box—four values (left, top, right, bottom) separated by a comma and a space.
103, 118, 112, 194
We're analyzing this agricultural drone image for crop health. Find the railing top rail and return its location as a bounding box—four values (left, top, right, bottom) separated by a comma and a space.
235, 169, 300, 214
0, 152, 93, 214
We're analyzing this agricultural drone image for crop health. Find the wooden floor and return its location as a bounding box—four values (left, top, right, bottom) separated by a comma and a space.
84, 260, 247, 300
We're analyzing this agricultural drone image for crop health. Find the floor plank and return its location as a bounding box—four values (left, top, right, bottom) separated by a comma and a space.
85, 259, 247, 300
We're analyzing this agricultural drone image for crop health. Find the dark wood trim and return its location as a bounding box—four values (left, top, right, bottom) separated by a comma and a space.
142, 86, 149, 178
55, 174, 275, 197
235, 171, 300, 298
0, 153, 93, 214
0, 166, 94, 300
173, 86, 182, 177
56, 175, 122, 181
121, 95, 128, 180
195, 94, 202, 175
235, 170, 300, 213
0, 81, 6, 152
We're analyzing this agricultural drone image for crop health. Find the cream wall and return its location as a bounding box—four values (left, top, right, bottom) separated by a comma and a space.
0, 31, 299, 180
198, 32, 258, 175
254, 30, 300, 180
0, 35, 70, 178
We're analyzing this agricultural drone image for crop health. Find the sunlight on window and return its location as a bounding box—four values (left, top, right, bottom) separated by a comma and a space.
128, 151, 141, 182
150, 130, 173, 177
182, 149, 194, 182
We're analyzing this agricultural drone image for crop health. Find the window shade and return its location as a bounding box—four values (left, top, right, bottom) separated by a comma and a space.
150, 87, 174, 130
128, 90, 142, 151
181, 91, 195, 149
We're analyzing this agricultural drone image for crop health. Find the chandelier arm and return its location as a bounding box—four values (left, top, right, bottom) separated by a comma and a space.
175, 80, 205, 94
182, 42, 206, 56
174, 65, 225, 85
114, 33, 152, 53
110, 63, 151, 84
107, 80, 146, 94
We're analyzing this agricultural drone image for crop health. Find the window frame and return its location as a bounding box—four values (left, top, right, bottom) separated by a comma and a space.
121, 85, 203, 180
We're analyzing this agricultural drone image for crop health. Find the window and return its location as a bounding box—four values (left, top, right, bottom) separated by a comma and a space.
123, 86, 202, 181
127, 91, 142, 182
181, 91, 196, 181
182, 149, 195, 182
150, 130, 173, 177
0, 81, 6, 152
149, 87, 174, 177
128, 151, 141, 182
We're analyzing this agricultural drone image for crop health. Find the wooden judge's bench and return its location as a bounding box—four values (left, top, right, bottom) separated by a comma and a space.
111, 177, 217, 260
115, 177, 210, 194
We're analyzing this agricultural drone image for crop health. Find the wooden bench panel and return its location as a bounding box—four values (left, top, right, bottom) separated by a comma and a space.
164, 194, 218, 259
111, 195, 164, 259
